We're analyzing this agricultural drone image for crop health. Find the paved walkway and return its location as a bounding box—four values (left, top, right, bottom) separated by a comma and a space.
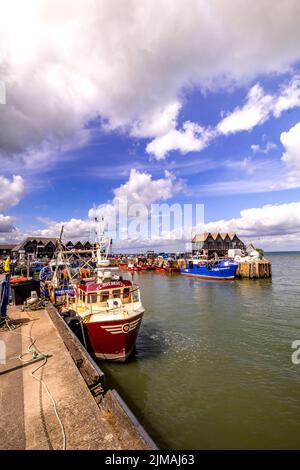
0, 306, 149, 450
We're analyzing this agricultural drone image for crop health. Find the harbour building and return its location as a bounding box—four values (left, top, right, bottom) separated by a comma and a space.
192, 232, 245, 258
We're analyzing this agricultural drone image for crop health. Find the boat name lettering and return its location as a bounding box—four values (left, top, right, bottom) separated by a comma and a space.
99, 281, 124, 288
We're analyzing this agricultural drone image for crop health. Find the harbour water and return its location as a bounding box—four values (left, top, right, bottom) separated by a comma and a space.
101, 253, 300, 449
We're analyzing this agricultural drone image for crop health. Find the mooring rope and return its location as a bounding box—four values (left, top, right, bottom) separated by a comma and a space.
1, 314, 67, 450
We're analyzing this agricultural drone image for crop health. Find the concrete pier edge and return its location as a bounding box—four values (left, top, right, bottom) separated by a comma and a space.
46, 303, 158, 450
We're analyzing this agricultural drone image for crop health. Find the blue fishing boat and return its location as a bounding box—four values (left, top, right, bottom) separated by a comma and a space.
181, 258, 238, 280
31, 261, 46, 273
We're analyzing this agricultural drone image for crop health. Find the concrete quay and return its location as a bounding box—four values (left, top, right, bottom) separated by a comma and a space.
0, 305, 156, 450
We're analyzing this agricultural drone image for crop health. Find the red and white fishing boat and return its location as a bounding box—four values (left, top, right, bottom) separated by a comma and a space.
138, 264, 154, 271
118, 262, 128, 269
154, 265, 180, 273
127, 263, 141, 271
48, 218, 145, 362
72, 270, 144, 361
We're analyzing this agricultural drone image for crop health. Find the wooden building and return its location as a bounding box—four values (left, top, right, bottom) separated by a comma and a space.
63, 241, 93, 251
0, 244, 17, 258
12, 237, 58, 259
11, 237, 95, 259
192, 232, 245, 258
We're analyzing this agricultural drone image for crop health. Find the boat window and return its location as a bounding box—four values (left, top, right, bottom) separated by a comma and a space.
112, 289, 121, 298
132, 289, 139, 302
100, 291, 109, 302
87, 293, 97, 303
189, 261, 193, 269
123, 288, 130, 299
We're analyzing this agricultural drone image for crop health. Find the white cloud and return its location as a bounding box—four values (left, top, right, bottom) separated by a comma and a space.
9, 169, 181, 242
202, 201, 300, 238
218, 84, 274, 134
91, 200, 300, 250
130, 102, 181, 139
158, 200, 300, 250
0, 214, 15, 234
273, 76, 300, 117
1, 0, 300, 167
262, 142, 277, 153
280, 121, 300, 181
251, 141, 277, 154
218, 77, 300, 136
0, 175, 25, 212
251, 144, 260, 153
147, 76, 300, 160
113, 168, 179, 206
0, 174, 24, 239
3, 195, 300, 251
35, 217, 91, 240
90, 168, 182, 231
146, 121, 214, 159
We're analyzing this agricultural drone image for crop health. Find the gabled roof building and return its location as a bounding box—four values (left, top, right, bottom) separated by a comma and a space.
11, 237, 96, 259
192, 232, 245, 258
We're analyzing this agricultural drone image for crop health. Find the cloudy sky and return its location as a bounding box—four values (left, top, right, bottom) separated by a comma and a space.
1, 0, 300, 251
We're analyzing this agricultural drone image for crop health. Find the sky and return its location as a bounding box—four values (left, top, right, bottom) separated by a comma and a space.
1, 0, 300, 251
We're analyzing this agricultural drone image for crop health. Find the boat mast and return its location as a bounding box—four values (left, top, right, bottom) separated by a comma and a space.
53, 225, 65, 287
91, 216, 111, 281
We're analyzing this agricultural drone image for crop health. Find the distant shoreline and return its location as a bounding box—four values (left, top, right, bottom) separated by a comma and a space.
266, 251, 300, 254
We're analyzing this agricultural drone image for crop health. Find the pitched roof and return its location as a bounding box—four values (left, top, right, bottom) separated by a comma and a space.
192, 232, 209, 242
11, 243, 23, 252
0, 244, 17, 250
12, 237, 59, 251
210, 233, 220, 240
12, 237, 97, 252
227, 233, 236, 240
192, 232, 241, 242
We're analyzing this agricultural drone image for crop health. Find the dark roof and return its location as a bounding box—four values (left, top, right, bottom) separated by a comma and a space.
0, 244, 17, 250
12, 237, 59, 251
12, 237, 96, 252
192, 232, 242, 243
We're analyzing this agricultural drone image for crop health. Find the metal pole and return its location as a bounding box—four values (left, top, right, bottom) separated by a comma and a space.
27, 254, 30, 278
0, 273, 10, 319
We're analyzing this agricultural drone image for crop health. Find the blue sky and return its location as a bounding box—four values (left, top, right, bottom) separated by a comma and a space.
1, 0, 300, 251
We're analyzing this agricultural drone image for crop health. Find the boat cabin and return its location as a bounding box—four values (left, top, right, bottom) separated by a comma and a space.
76, 279, 140, 310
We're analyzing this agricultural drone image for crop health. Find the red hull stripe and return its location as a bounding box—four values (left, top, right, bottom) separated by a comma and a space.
84, 311, 144, 361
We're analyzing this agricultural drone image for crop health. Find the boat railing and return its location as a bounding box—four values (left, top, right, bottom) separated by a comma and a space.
73, 283, 141, 312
